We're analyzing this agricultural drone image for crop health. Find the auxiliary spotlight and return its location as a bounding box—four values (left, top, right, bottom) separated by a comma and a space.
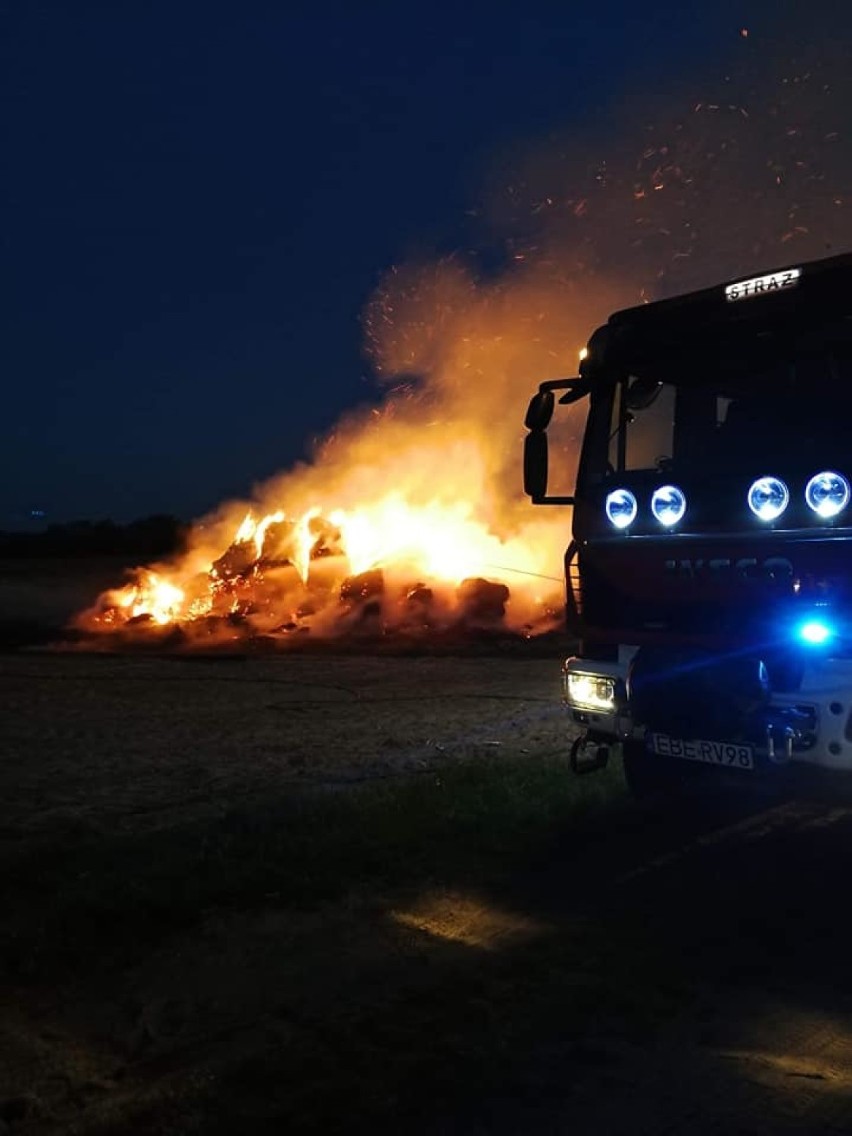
605, 488, 637, 530
805, 471, 850, 519
748, 476, 789, 522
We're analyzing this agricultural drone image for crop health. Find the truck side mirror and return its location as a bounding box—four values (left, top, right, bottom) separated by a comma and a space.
523, 377, 581, 504
524, 430, 548, 500
524, 390, 555, 431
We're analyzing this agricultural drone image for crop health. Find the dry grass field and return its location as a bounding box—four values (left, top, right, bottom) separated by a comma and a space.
1, 650, 577, 840
0, 647, 614, 1134
5, 562, 852, 1134
0, 556, 139, 649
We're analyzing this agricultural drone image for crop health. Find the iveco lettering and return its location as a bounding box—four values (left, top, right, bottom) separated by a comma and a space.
523, 252, 852, 795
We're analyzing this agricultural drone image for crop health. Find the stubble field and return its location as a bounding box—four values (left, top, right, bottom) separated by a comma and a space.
4, 561, 852, 1134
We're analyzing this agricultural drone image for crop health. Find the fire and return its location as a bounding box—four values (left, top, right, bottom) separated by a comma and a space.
108, 573, 186, 626
76, 258, 598, 646
80, 488, 566, 643
330, 496, 516, 580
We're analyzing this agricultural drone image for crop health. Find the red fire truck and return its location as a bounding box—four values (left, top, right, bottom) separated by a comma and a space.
524, 252, 852, 795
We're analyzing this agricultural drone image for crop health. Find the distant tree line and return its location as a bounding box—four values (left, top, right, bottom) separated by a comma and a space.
0, 515, 189, 558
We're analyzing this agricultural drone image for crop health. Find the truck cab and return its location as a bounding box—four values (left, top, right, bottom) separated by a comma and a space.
524, 252, 852, 793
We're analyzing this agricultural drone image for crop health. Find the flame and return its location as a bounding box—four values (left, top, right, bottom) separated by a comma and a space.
111, 572, 186, 626
75, 256, 593, 644
293, 507, 320, 582
81, 486, 566, 642
329, 497, 534, 582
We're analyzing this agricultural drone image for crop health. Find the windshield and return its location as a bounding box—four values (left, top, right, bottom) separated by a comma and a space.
606, 345, 852, 476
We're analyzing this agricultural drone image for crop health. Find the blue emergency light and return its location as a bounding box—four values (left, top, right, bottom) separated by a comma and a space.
796, 619, 834, 646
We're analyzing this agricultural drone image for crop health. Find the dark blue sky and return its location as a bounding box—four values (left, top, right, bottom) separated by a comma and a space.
0, 1, 836, 525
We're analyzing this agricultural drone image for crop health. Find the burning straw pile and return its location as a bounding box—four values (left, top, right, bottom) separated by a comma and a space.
76, 500, 563, 648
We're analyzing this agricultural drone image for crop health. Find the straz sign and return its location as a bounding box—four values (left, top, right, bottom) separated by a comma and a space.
725, 267, 801, 302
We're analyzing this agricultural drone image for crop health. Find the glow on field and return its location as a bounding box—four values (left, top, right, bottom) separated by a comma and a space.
391, 892, 550, 951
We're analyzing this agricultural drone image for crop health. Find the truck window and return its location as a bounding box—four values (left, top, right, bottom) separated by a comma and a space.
608, 379, 675, 472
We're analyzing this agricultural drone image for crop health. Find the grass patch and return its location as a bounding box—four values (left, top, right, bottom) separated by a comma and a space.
3, 752, 626, 976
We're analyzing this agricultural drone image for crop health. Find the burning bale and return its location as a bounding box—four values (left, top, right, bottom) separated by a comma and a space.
211, 543, 257, 582
403, 583, 435, 626
337, 568, 385, 633
456, 577, 510, 627
339, 568, 385, 605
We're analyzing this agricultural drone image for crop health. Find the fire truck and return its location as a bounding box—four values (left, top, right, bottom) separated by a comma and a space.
524, 251, 852, 795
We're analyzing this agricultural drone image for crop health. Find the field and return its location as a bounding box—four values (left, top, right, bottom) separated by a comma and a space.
0, 556, 138, 649
4, 561, 852, 1133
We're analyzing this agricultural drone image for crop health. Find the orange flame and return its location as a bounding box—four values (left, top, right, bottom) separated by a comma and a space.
110, 572, 186, 626
75, 259, 611, 644
81, 490, 567, 641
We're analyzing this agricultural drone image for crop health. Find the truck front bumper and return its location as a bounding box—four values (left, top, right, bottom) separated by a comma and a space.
561, 654, 852, 772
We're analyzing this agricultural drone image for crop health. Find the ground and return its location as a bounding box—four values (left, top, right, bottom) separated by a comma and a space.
3, 560, 852, 1133
4, 648, 852, 1134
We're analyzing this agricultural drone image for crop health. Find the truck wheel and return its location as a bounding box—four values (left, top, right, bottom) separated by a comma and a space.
621, 740, 699, 799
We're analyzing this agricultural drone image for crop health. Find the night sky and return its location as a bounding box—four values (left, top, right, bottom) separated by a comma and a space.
3, 1, 848, 526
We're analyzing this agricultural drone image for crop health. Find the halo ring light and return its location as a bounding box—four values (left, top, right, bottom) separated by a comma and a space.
805, 471, 850, 519
748, 476, 789, 522
651, 484, 687, 526
605, 488, 637, 530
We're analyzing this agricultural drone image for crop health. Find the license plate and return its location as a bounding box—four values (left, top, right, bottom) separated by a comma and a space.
647, 733, 754, 770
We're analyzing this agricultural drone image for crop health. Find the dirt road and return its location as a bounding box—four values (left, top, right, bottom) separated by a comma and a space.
3, 652, 852, 1134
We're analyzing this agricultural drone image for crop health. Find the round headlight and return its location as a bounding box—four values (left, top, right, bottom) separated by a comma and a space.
651, 484, 687, 526
747, 476, 789, 522
605, 488, 637, 529
805, 471, 850, 519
